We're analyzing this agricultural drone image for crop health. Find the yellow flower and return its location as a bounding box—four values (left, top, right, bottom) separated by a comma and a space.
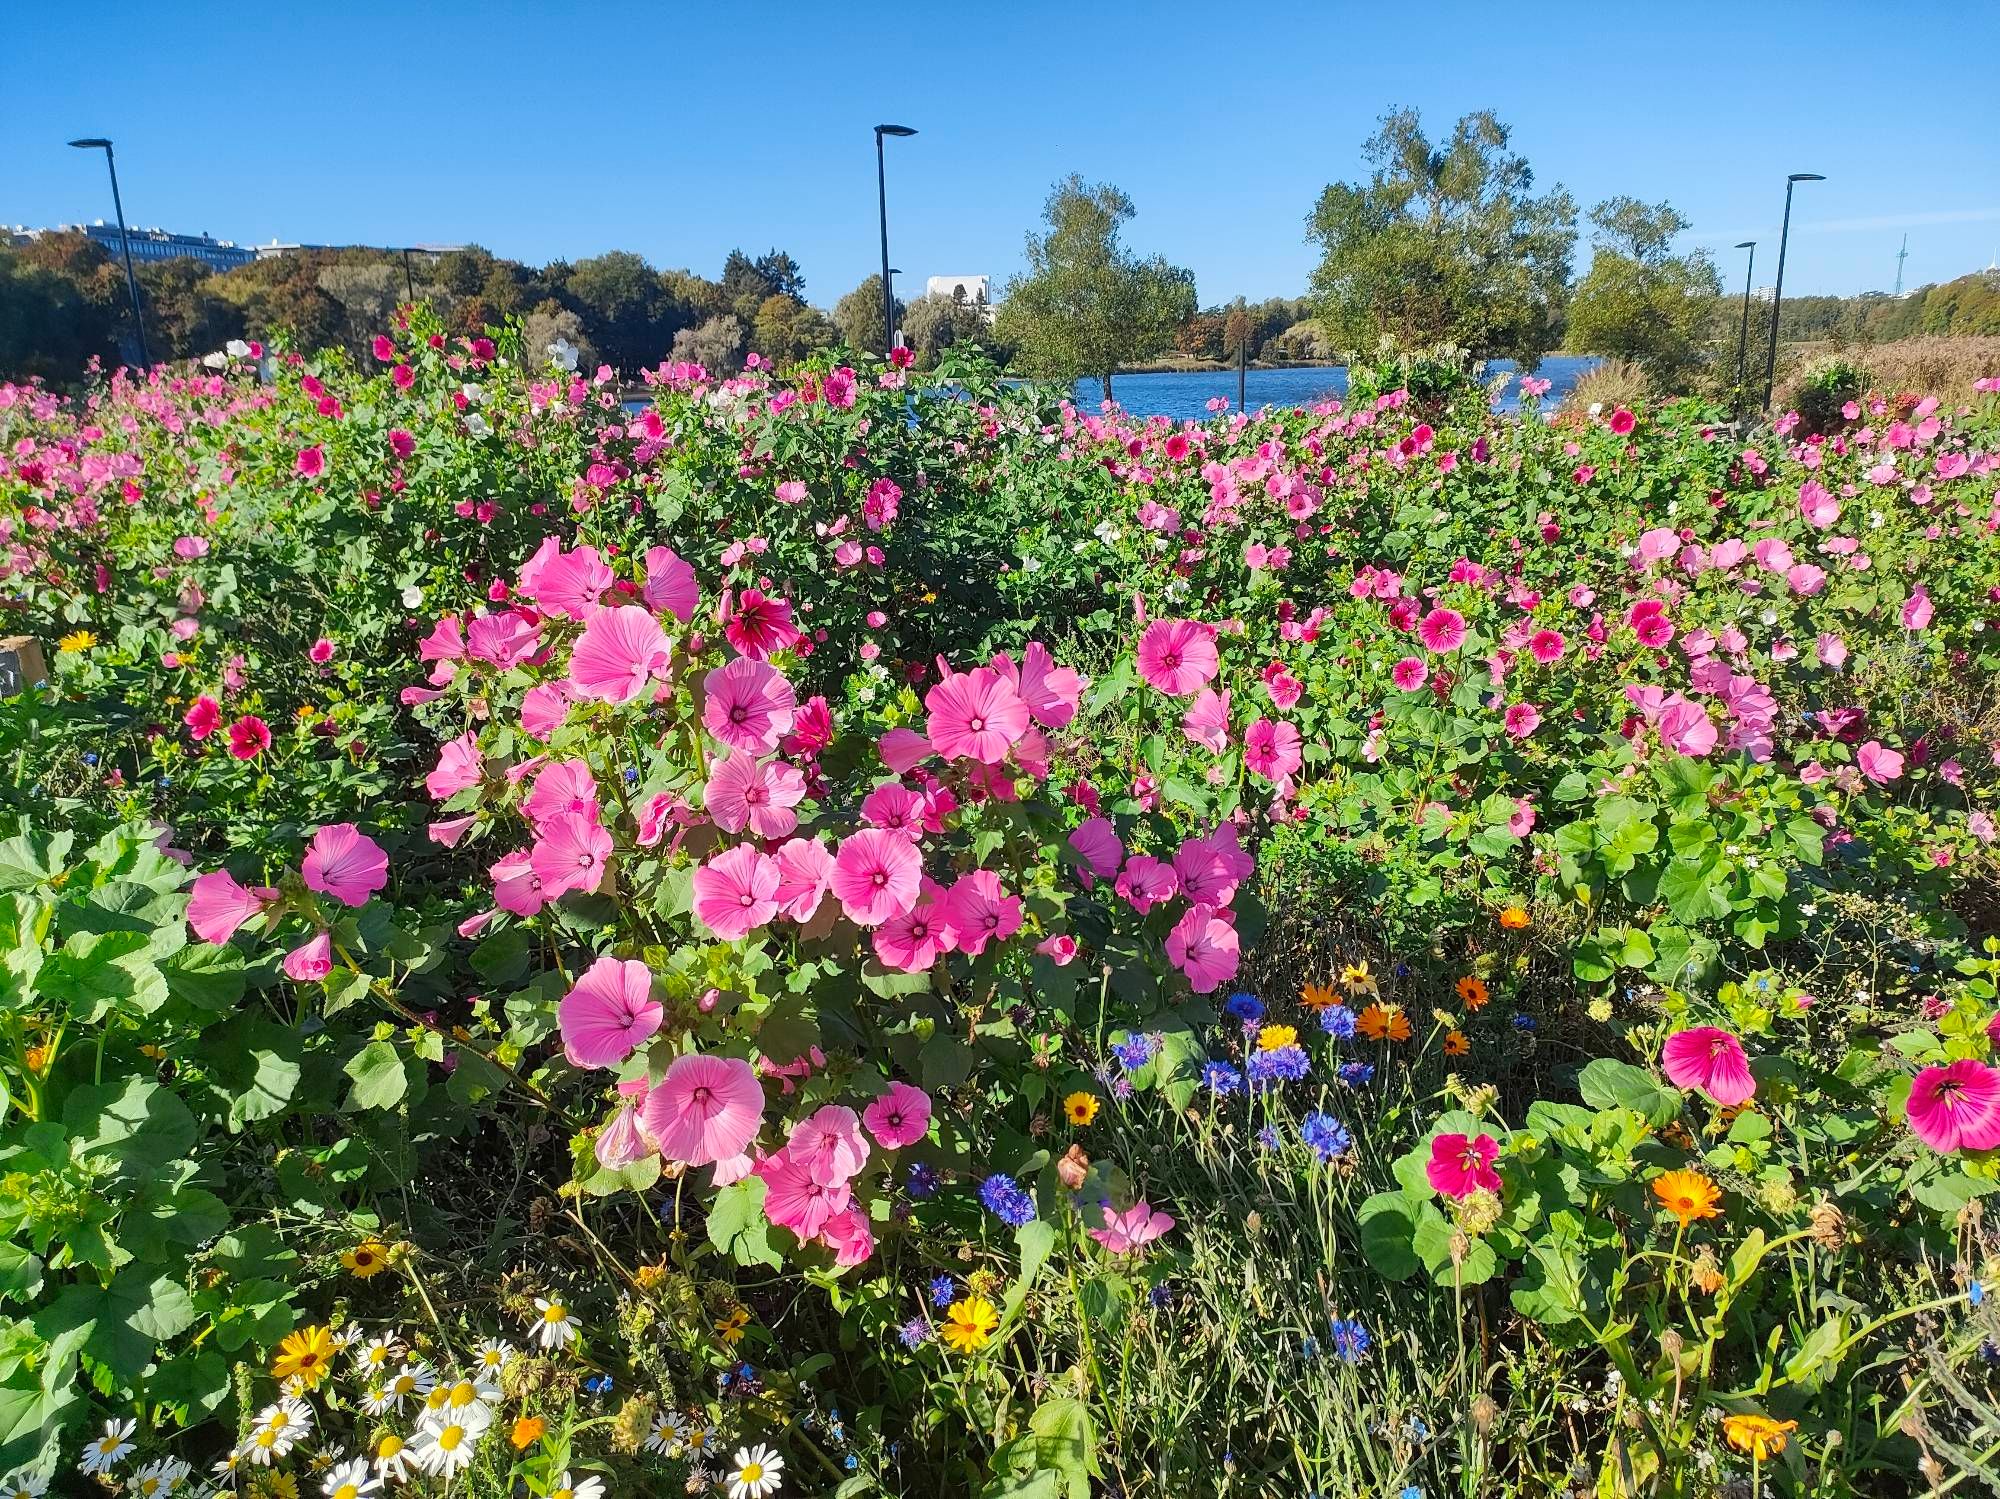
341, 1240, 390, 1278
921, 591, 938, 604
941, 1294, 999, 1354
1722, 1412, 1797, 1460
1063, 1091, 1099, 1126
716, 1306, 750, 1343
57, 630, 98, 654
272, 1323, 337, 1388
1256, 1024, 1298, 1051
1339, 960, 1378, 997
1300, 981, 1337, 1010
1652, 1169, 1722, 1227
510, 1415, 546, 1449
247, 1474, 300, 1499
22, 1044, 51, 1074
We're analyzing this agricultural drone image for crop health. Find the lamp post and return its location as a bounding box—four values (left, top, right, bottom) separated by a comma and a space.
874, 124, 916, 355
1732, 240, 1756, 409
1762, 173, 1824, 410
67, 137, 150, 369
401, 248, 416, 306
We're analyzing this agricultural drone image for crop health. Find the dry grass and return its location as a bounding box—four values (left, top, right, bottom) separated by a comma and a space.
1554, 357, 1651, 421
1778, 335, 2000, 407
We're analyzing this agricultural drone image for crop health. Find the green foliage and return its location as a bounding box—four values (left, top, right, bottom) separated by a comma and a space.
1563, 196, 1722, 387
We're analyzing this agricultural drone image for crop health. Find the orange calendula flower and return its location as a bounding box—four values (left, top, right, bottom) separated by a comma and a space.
510, 1416, 546, 1449
1256, 1024, 1298, 1051
1443, 1030, 1470, 1055
1301, 981, 1337, 1010
1721, 1412, 1797, 1460
1652, 1169, 1722, 1226
1357, 1003, 1411, 1043
1455, 976, 1489, 1010
1498, 906, 1531, 930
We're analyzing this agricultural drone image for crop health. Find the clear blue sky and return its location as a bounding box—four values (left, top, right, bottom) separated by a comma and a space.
6, 0, 1996, 304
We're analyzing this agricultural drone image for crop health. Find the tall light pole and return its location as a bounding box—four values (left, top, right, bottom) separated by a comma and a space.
67, 137, 150, 368
1732, 240, 1756, 409
874, 124, 916, 355
1762, 173, 1824, 410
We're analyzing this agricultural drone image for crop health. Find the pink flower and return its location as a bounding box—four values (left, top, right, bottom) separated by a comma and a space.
465, 610, 542, 669
1136, 619, 1220, 697
1906, 1059, 2000, 1153
862, 1082, 932, 1149
787, 1104, 870, 1185
1165, 902, 1239, 993
821, 1205, 875, 1267
283, 930, 334, 983
307, 637, 334, 665
940, 869, 1023, 956
994, 641, 1084, 728
522, 759, 599, 830
691, 843, 781, 939
1799, 480, 1840, 528
723, 587, 800, 659
832, 827, 922, 927
644, 1052, 765, 1166
1243, 718, 1302, 782
183, 695, 221, 740
1503, 702, 1541, 739
772, 837, 837, 922
426, 732, 483, 800
568, 605, 672, 704
1902, 587, 1934, 631
878, 727, 933, 774
703, 656, 797, 754
1175, 831, 1245, 907
925, 666, 1030, 764
873, 882, 955, 970
530, 811, 614, 900
704, 753, 807, 839
1427, 1133, 1501, 1198
1037, 932, 1079, 965
1527, 629, 1565, 665
1067, 817, 1124, 883
1658, 697, 1717, 757
1115, 855, 1179, 913
559, 955, 663, 1068
186, 869, 278, 943
301, 823, 388, 906
1391, 656, 1428, 691
528, 543, 615, 620
294, 444, 325, 479
1857, 740, 1904, 785
1088, 1199, 1175, 1254
1661, 1027, 1755, 1107
759, 1147, 851, 1241
1417, 608, 1466, 654
490, 849, 546, 916
860, 783, 926, 838
388, 428, 414, 458
1608, 407, 1635, 435
227, 715, 271, 760
643, 545, 699, 622
594, 1095, 656, 1170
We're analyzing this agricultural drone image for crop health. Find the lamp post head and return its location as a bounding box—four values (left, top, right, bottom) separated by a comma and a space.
68, 137, 112, 150
1735, 240, 1756, 249
874, 124, 917, 138
1788, 173, 1825, 183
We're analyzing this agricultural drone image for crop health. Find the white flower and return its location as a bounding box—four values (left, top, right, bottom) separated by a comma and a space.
1, 1475, 48, 1499
210, 1452, 244, 1485
1587, 401, 1603, 417
370, 1434, 412, 1484
727, 1444, 784, 1499
549, 1473, 605, 1499
78, 1418, 137, 1475
352, 1332, 403, 1375
225, 338, 251, 358
322, 1456, 381, 1499
425, 1373, 501, 1427
548, 339, 580, 372
240, 1398, 313, 1465
460, 382, 487, 406
529, 1297, 579, 1350
464, 413, 492, 437
399, 584, 424, 608
386, 1360, 436, 1408
408, 1408, 490, 1477
358, 1381, 397, 1418
472, 1337, 515, 1376
645, 1410, 690, 1455
129, 1458, 190, 1497
202, 351, 228, 370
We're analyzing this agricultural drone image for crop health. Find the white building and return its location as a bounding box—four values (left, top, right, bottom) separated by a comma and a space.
926, 274, 994, 319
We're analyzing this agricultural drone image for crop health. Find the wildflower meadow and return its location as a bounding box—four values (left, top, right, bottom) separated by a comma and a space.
3, 319, 2000, 1498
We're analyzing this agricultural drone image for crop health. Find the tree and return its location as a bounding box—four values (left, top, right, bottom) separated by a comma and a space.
901, 292, 993, 368
721, 250, 780, 327
833, 275, 903, 354
750, 295, 835, 370
1563, 197, 1722, 389
137, 259, 241, 358
995, 175, 1197, 401
521, 300, 596, 370
670, 314, 745, 373
754, 250, 805, 301
1175, 313, 1226, 361
1306, 109, 1576, 365
565, 251, 678, 371
0, 249, 119, 380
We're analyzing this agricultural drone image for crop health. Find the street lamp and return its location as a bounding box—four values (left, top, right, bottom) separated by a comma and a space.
1732, 241, 1757, 409
67, 137, 150, 368
874, 124, 917, 355
1762, 173, 1824, 410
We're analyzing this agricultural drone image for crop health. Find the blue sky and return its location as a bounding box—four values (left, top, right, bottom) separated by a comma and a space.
6, 1, 1996, 305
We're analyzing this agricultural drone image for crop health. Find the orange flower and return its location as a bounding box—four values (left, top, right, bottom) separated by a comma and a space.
1455, 976, 1489, 1010
1301, 981, 1337, 1010
1498, 906, 1531, 931
510, 1416, 546, 1450
1357, 1003, 1412, 1043
1652, 1169, 1722, 1226
1443, 1029, 1470, 1055
1722, 1412, 1797, 1460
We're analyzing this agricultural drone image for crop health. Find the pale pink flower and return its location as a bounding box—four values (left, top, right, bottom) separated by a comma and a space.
992, 642, 1083, 727
490, 849, 546, 916
873, 882, 955, 970
644, 1052, 765, 1166
284, 930, 334, 982
1115, 855, 1179, 913
1857, 740, 1905, 784
559, 955, 663, 1068
1067, 817, 1124, 884
568, 605, 672, 704
939, 869, 1023, 956
822, 1205, 875, 1268
530, 811, 613, 899
691, 844, 780, 939
523, 759, 599, 830
1182, 688, 1232, 752
1088, 1199, 1175, 1254
186, 869, 279, 944
426, 732, 483, 801
787, 1104, 870, 1186
643, 545, 699, 622
524, 543, 613, 619
772, 837, 837, 922
301, 823, 388, 906
759, 1147, 850, 1240
704, 753, 807, 839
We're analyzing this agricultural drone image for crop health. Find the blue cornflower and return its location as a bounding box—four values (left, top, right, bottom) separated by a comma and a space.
929, 1275, 956, 1308
1320, 1004, 1358, 1040
1111, 1032, 1161, 1071
583, 1373, 613, 1395
1300, 1334, 1319, 1359
1202, 1061, 1243, 1095
1973, 1281, 1987, 1306
1301, 1112, 1353, 1161
1329, 1317, 1371, 1362
1247, 1044, 1309, 1088
1337, 1061, 1375, 1088
845, 1455, 859, 1471
1512, 1013, 1537, 1031
83, 752, 100, 766
1981, 1339, 2000, 1366
1256, 1125, 1281, 1150
158, 777, 173, 788
980, 1172, 1038, 1228
623, 766, 639, 784
898, 1317, 930, 1348
1401, 1488, 1424, 1499
1149, 1283, 1175, 1308
1224, 991, 1264, 1023
1393, 962, 1412, 978
906, 1161, 940, 1199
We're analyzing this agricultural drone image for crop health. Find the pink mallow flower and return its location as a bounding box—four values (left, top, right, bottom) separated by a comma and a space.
1136, 618, 1220, 697
1906, 1059, 2000, 1153
1088, 1199, 1175, 1254
186, 869, 279, 943
1165, 903, 1239, 994
787, 1104, 870, 1186
643, 1052, 765, 1166
283, 930, 334, 983
925, 665, 1030, 764
301, 823, 388, 906
1426, 1132, 1501, 1198
1660, 1027, 1755, 1107
703, 752, 807, 839
529, 811, 613, 900
759, 1147, 851, 1241
832, 827, 922, 927
558, 955, 663, 1069
862, 1081, 932, 1149
703, 656, 797, 754
568, 604, 672, 704
691, 844, 780, 939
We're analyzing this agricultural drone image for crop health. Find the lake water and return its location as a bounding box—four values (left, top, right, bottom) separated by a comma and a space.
1072, 354, 1601, 420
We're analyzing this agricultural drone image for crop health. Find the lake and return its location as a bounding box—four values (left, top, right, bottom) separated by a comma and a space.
1072, 354, 1601, 420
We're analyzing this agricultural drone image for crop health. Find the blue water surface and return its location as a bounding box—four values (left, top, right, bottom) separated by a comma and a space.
1072, 355, 1600, 420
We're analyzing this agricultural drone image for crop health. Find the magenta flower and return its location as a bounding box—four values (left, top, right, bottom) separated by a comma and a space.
1181, 688, 1232, 752
1174, 832, 1245, 907
759, 1146, 851, 1240
425, 732, 483, 801
1527, 629, 1565, 665
832, 828, 922, 927
1067, 816, 1124, 884
787, 1104, 871, 1186
530, 810, 613, 900
643, 545, 699, 622
307, 637, 335, 665
1658, 696, 1717, 757
1391, 656, 1429, 691
691, 843, 781, 939
1426, 1132, 1502, 1198
294, 444, 325, 479
1857, 740, 1905, 785
183, 695, 222, 741
465, 611, 542, 669
723, 587, 800, 659
186, 869, 279, 944
1503, 703, 1541, 739
1088, 1199, 1176, 1254
1243, 718, 1303, 782
940, 869, 1024, 957
1906, 1059, 2000, 1153
925, 666, 1030, 764
873, 884, 955, 970
227, 715, 271, 760
568, 605, 671, 704
704, 753, 807, 839
703, 656, 797, 754
283, 930, 335, 983
1416, 608, 1466, 654
1115, 854, 1179, 914
862, 1081, 932, 1149
301, 823, 388, 907
1660, 1027, 1756, 1107
1165, 902, 1239, 994
559, 955, 663, 1069
643, 1052, 765, 1166
1136, 619, 1220, 697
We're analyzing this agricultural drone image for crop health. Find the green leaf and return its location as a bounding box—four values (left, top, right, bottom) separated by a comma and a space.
1577, 1058, 1680, 1127
343, 1040, 408, 1111
203, 1016, 304, 1128
63, 1077, 196, 1175
706, 1178, 783, 1270
161, 942, 248, 1011
0, 1243, 43, 1304
1357, 1190, 1423, 1280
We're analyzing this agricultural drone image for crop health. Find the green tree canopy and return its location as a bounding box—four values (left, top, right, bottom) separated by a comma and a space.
1563, 197, 1722, 387
832, 275, 902, 355
1306, 108, 1576, 365
995, 175, 1197, 400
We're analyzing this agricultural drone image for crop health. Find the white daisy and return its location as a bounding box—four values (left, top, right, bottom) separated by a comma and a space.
351, 1331, 403, 1375
240, 1398, 313, 1465
726, 1444, 784, 1499
407, 1407, 490, 1477
78, 1418, 137, 1475
321, 1456, 381, 1499
645, 1410, 690, 1455
386, 1360, 436, 1409
529, 1297, 579, 1351
683, 1424, 715, 1460
1, 1474, 48, 1499
358, 1381, 397, 1418
129, 1458, 190, 1496
472, 1338, 515, 1376
548, 1473, 604, 1499
370, 1433, 412, 1484
426, 1374, 501, 1426
210, 1451, 244, 1485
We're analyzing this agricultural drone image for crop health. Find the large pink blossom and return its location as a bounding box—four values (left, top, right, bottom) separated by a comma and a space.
1165, 902, 1238, 993
529, 811, 613, 900
1661, 1027, 1755, 1107
425, 732, 483, 801
993, 642, 1083, 727
832, 828, 922, 927
1417, 608, 1466, 653
301, 823, 388, 907
925, 666, 1030, 764
939, 869, 1023, 956
522, 541, 613, 620
568, 605, 671, 704
704, 753, 807, 839
642, 545, 699, 622
1067, 817, 1124, 884
643, 1052, 765, 1166
1243, 718, 1302, 782
862, 1081, 932, 1149
1181, 688, 1232, 752
186, 869, 279, 944
786, 1104, 870, 1186
873, 881, 955, 970
558, 956, 662, 1068
1427, 1133, 1502, 1198
523, 759, 599, 830
723, 588, 801, 659
465, 610, 542, 669
490, 849, 546, 916
691, 844, 780, 939
771, 837, 836, 922
1906, 1059, 2000, 1153
703, 656, 797, 754
759, 1147, 851, 1241
1136, 619, 1219, 697
1115, 855, 1179, 914
1857, 740, 1905, 784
